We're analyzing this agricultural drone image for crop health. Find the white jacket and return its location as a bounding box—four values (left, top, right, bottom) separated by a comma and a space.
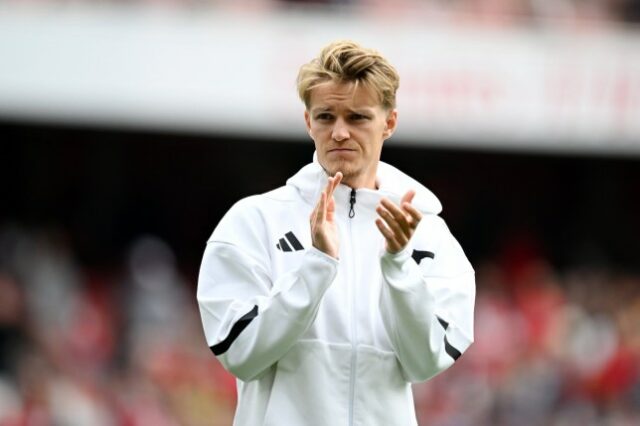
197, 159, 475, 426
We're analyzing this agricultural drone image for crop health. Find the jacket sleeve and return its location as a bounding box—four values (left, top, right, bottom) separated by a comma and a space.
197, 199, 338, 382
379, 215, 475, 383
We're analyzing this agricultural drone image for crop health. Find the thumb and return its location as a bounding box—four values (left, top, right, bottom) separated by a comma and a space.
401, 190, 416, 206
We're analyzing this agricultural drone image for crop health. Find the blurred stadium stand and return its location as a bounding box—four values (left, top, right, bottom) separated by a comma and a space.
1, 1, 640, 425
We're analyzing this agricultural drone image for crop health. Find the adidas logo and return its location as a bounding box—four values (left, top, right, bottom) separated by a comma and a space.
276, 231, 304, 252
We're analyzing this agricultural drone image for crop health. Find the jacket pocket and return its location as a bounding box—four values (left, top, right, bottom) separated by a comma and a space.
354, 345, 417, 426
261, 341, 417, 426
262, 340, 351, 426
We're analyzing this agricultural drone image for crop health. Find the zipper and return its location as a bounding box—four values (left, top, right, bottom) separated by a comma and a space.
348, 188, 356, 218
347, 188, 357, 426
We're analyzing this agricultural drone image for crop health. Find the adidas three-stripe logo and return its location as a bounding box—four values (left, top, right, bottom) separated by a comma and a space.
276, 231, 304, 252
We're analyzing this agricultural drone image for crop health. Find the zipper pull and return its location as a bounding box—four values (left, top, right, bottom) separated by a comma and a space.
349, 188, 356, 218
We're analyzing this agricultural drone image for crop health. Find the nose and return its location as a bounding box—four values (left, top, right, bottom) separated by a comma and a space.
331, 118, 350, 142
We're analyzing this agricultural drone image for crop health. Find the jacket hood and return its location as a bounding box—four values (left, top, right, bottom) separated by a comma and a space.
286, 153, 443, 215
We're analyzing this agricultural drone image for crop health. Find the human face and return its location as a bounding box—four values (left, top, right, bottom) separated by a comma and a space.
304, 81, 397, 189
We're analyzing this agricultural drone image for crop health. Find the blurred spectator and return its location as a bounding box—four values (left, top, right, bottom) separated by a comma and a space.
616, 0, 640, 22
3, 0, 639, 26
0, 228, 235, 425
1, 222, 638, 424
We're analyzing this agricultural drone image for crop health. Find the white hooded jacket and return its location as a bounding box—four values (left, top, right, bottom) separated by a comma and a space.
197, 159, 475, 426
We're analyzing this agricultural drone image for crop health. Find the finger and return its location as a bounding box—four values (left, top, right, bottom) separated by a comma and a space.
332, 171, 343, 187
376, 205, 409, 245
324, 175, 333, 190
375, 217, 396, 242
402, 202, 422, 226
375, 219, 401, 253
328, 177, 338, 199
322, 177, 334, 203
326, 191, 335, 222
380, 198, 408, 221
315, 191, 326, 225
380, 198, 411, 233
328, 172, 342, 198
399, 190, 420, 226
401, 190, 416, 206
310, 205, 317, 227
310, 193, 322, 227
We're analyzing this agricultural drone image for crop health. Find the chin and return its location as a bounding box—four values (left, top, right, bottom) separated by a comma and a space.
322, 158, 357, 178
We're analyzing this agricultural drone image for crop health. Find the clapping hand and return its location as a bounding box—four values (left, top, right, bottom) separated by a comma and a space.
375, 190, 422, 254
310, 172, 343, 259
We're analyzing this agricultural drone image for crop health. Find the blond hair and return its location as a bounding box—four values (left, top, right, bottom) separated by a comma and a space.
296, 40, 400, 111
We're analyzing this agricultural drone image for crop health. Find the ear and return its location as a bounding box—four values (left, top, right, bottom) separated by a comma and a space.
383, 109, 398, 139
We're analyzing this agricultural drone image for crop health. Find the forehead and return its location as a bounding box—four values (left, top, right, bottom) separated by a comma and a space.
308, 81, 381, 111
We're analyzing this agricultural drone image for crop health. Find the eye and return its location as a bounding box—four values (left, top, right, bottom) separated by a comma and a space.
350, 113, 368, 121
315, 113, 334, 121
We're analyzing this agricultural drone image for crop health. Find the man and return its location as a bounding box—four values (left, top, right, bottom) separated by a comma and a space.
197, 40, 475, 425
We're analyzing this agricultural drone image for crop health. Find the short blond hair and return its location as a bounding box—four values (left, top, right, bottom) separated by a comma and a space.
297, 40, 400, 111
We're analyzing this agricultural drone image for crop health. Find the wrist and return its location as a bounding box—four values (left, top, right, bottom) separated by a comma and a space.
312, 241, 339, 260
382, 243, 412, 259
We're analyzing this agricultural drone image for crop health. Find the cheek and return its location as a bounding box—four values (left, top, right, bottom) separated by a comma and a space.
308, 126, 318, 142
316, 127, 336, 144
309, 123, 323, 138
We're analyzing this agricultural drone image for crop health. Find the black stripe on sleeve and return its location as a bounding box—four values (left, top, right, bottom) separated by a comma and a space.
436, 315, 462, 361
437, 316, 449, 330
285, 232, 304, 250
444, 337, 462, 361
210, 305, 259, 356
412, 250, 435, 265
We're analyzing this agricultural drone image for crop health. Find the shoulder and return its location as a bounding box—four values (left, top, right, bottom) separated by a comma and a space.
228, 185, 301, 216
262, 185, 300, 203
209, 185, 305, 242
414, 213, 449, 245
415, 214, 474, 273
378, 162, 442, 215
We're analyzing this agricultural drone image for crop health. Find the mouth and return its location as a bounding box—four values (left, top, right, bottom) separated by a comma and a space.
328, 148, 356, 153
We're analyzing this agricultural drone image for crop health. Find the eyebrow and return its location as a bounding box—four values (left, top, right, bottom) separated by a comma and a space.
310, 107, 375, 114
310, 107, 332, 114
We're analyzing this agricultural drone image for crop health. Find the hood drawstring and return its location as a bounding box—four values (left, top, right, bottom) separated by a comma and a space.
349, 189, 356, 218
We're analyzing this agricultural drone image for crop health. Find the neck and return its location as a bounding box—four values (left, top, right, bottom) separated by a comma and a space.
342, 173, 377, 190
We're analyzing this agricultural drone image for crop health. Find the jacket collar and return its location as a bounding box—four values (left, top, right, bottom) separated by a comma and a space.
286, 153, 442, 215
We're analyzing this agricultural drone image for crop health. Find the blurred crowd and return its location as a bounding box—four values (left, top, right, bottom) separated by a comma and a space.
0, 225, 638, 425
414, 241, 640, 426
0, 227, 235, 426
3, 0, 639, 25
278, 0, 640, 25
